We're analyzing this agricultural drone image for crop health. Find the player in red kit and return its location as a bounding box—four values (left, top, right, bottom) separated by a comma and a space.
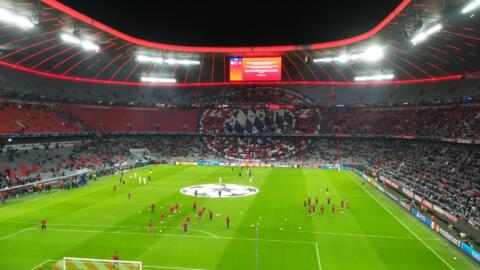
113, 185, 116, 192
332, 204, 336, 215
193, 201, 197, 211
147, 219, 153, 232
182, 222, 188, 233
307, 196, 312, 206
128, 192, 132, 200
160, 212, 165, 223
346, 200, 350, 210
41, 218, 47, 231
327, 196, 331, 205
169, 205, 175, 216
208, 210, 213, 220
308, 206, 313, 215
315, 196, 319, 205
320, 205, 324, 215
112, 251, 119, 269
226, 215, 230, 229
151, 203, 156, 213
303, 199, 307, 208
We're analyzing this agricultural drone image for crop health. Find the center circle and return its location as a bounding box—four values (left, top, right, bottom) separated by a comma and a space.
180, 184, 259, 198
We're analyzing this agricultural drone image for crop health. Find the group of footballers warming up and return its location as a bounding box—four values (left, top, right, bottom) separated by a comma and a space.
304, 188, 350, 216
145, 200, 232, 234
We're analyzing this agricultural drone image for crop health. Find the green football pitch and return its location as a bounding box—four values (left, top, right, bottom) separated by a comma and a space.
0, 165, 478, 270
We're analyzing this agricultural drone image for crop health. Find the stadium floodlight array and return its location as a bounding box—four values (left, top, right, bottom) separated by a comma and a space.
354, 73, 394, 82
136, 55, 200, 65
63, 257, 142, 270
140, 76, 177, 83
313, 46, 384, 64
0, 8, 35, 29
61, 33, 100, 52
411, 24, 442, 45
462, 0, 480, 14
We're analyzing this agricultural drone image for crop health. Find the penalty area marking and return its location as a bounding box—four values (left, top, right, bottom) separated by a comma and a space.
0, 227, 33, 241
30, 259, 55, 270
4, 222, 219, 239
10, 227, 321, 270
31, 258, 208, 270
143, 265, 209, 270
346, 172, 454, 270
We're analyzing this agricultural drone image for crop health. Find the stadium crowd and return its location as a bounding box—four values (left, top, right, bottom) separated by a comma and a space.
1, 100, 479, 139
306, 139, 480, 228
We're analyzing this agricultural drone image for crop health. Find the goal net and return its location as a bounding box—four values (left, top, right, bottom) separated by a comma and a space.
60, 257, 142, 270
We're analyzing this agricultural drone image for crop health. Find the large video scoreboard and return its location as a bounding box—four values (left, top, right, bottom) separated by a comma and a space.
229, 57, 282, 81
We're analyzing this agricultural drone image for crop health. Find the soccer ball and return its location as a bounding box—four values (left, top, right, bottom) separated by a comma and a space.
159, 230, 162, 233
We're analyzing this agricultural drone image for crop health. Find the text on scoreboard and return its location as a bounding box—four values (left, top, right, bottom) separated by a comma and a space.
230, 57, 282, 81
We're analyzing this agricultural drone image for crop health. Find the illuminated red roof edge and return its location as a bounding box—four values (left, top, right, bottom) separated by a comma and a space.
41, 0, 412, 53
0, 60, 463, 87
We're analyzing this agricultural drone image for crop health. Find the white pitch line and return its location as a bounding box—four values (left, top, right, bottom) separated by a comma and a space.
287, 228, 442, 241
0, 227, 32, 241
143, 265, 209, 270
5, 222, 219, 238
315, 243, 322, 270
30, 259, 55, 270
346, 172, 454, 270
30, 227, 315, 246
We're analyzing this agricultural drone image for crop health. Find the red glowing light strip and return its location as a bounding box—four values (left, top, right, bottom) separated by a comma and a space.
0, 60, 464, 87
41, 0, 411, 53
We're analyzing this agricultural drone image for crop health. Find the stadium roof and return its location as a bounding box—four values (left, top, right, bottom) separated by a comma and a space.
0, 0, 479, 87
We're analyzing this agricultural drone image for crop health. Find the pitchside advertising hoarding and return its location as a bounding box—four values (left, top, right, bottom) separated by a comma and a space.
230, 57, 282, 81
460, 242, 480, 263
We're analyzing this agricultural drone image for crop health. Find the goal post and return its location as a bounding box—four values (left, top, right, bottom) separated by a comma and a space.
62, 257, 142, 270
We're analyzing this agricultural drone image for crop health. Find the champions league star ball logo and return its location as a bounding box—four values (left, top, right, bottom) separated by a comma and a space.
180, 184, 259, 198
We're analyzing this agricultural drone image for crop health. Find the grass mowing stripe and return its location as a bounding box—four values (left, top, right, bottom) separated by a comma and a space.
345, 171, 455, 270
5, 221, 443, 241
13, 226, 316, 245
1, 166, 475, 270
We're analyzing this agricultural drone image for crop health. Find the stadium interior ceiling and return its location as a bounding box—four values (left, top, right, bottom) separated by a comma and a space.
0, 0, 478, 88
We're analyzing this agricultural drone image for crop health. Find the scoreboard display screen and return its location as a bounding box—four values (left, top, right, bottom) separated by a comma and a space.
230, 57, 282, 81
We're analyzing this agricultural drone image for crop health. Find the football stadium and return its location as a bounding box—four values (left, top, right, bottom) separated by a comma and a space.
0, 0, 480, 269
